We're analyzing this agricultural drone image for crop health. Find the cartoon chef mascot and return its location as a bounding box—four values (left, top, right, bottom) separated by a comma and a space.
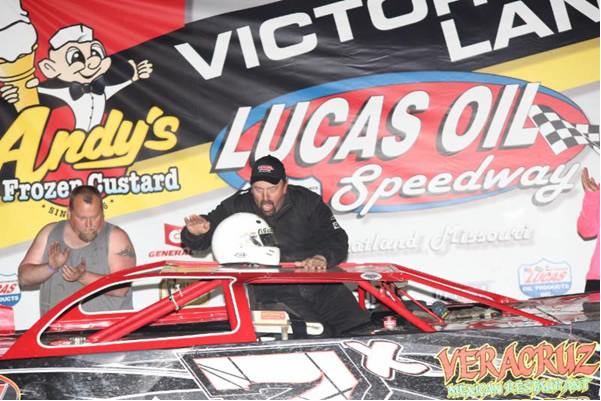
2, 24, 152, 131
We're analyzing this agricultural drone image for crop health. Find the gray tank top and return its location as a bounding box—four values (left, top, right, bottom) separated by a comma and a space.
40, 220, 133, 315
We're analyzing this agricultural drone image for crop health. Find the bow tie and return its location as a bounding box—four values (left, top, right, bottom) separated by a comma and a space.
69, 76, 105, 100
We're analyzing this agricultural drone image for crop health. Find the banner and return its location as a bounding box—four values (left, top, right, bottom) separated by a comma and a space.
0, 0, 599, 328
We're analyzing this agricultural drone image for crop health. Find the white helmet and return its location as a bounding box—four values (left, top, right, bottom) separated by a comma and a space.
211, 212, 280, 265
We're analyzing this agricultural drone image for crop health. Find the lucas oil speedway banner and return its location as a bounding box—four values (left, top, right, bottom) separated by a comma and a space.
0, 0, 599, 328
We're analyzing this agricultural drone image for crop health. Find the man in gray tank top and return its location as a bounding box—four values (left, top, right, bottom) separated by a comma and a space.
18, 186, 135, 316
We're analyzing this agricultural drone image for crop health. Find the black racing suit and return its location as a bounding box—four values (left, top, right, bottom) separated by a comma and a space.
181, 184, 370, 336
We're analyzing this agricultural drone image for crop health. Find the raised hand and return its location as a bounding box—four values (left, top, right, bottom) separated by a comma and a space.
48, 241, 70, 270
582, 167, 599, 192
184, 214, 211, 235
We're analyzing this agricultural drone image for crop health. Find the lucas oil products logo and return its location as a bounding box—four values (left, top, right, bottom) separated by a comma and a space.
518, 258, 572, 297
210, 72, 592, 215
0, 275, 21, 307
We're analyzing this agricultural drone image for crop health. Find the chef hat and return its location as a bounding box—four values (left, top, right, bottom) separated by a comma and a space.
49, 24, 93, 50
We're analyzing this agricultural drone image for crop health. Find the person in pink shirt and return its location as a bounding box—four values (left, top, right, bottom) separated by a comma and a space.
577, 167, 600, 292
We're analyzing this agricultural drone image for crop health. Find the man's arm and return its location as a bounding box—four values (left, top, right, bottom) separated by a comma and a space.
18, 223, 63, 287
181, 201, 233, 251
62, 227, 136, 297
181, 214, 212, 250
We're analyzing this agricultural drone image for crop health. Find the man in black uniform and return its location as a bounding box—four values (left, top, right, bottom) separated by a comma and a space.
181, 155, 370, 336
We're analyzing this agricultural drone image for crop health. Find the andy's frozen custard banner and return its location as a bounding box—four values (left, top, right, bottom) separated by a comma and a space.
0, 0, 200, 248
0, 0, 599, 254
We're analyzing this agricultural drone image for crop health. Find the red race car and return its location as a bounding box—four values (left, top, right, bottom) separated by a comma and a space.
0, 261, 598, 399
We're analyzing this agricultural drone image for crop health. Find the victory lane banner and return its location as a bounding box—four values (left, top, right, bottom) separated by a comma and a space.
0, 0, 598, 243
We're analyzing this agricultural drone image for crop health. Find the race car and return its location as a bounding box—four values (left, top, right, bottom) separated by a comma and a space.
0, 261, 598, 399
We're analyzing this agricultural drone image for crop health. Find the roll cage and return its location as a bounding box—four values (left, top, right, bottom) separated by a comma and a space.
0, 261, 560, 360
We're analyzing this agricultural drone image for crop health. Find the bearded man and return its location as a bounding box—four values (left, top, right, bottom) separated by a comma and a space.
182, 155, 370, 336
19, 185, 136, 315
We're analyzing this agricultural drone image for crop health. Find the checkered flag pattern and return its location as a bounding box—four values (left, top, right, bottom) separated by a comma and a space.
529, 105, 599, 155
575, 123, 600, 150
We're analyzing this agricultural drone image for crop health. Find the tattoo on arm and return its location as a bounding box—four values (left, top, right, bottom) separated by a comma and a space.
117, 246, 136, 258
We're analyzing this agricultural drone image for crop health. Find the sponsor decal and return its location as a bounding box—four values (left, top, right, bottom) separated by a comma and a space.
0, 275, 21, 307
147, 223, 193, 258
519, 258, 572, 297
164, 223, 183, 247
148, 249, 193, 258
211, 72, 590, 215
360, 272, 382, 281
256, 165, 274, 173
435, 341, 600, 399
257, 227, 273, 235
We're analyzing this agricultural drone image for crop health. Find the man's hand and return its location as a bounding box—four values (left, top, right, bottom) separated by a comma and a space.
184, 214, 211, 235
129, 59, 153, 82
295, 254, 328, 270
62, 258, 87, 282
48, 241, 70, 270
582, 167, 599, 192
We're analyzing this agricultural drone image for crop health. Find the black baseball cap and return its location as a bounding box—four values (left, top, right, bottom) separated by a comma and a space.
250, 155, 286, 185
